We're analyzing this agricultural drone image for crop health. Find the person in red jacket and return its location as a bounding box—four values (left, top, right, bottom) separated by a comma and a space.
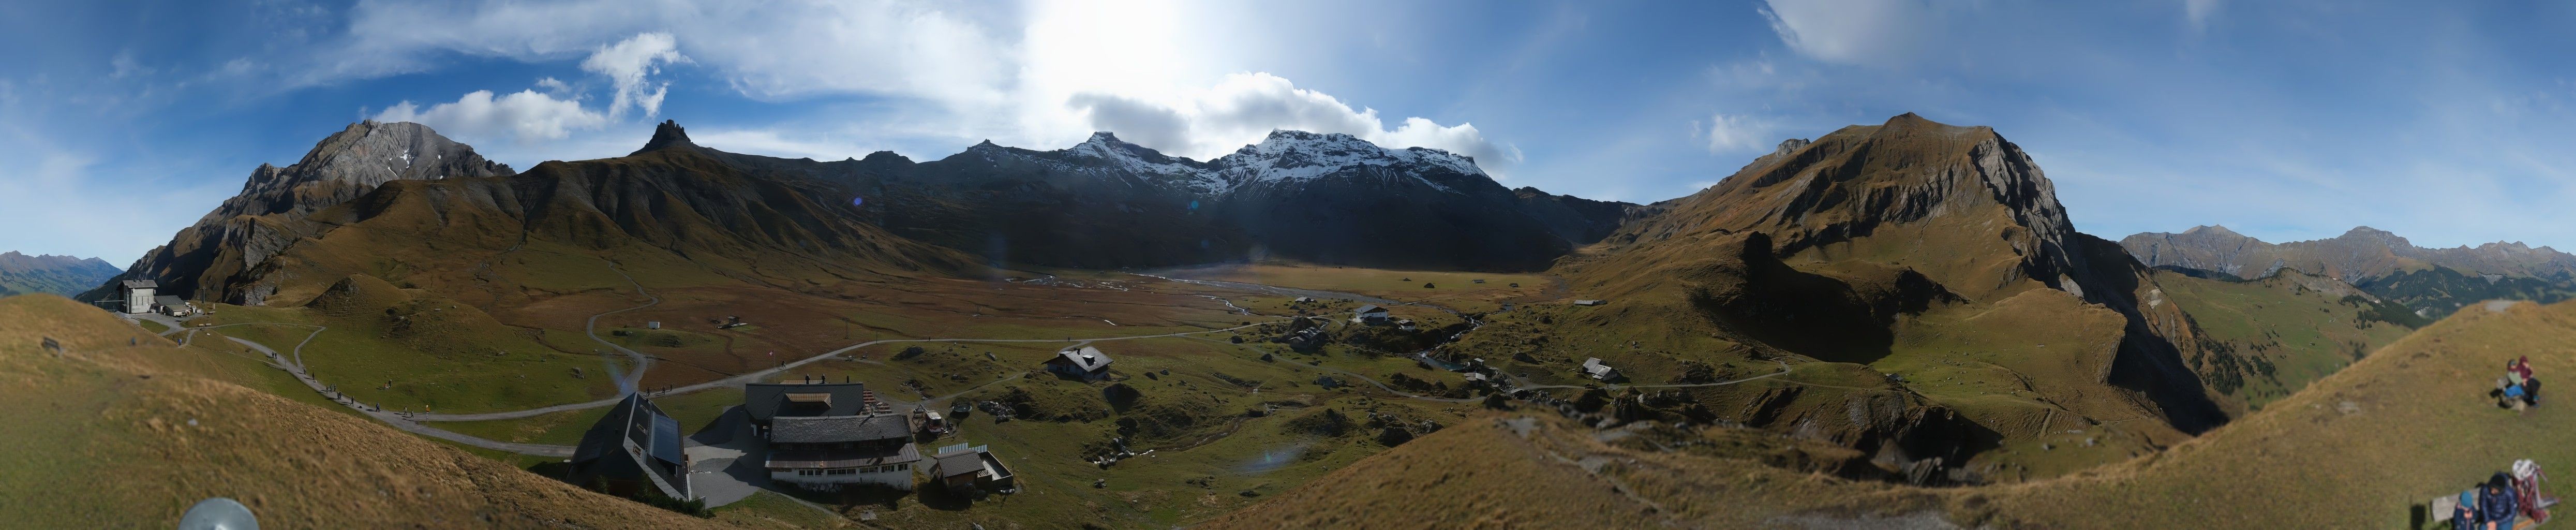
2512, 356, 2540, 405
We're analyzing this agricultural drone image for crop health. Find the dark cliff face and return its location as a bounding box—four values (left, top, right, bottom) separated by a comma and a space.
84, 121, 513, 304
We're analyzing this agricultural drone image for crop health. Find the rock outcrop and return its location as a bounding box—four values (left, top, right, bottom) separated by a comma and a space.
85, 122, 511, 304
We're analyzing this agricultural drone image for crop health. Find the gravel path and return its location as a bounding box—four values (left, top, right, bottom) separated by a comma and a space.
216, 323, 577, 457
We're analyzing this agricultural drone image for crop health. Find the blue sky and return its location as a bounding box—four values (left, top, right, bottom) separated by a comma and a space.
4, 1, 2574, 266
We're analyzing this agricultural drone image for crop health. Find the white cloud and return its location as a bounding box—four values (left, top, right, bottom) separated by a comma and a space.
0, 141, 231, 266
2184, 0, 2222, 30
534, 76, 572, 95
373, 89, 608, 143
1067, 72, 1518, 172
312, 1, 1507, 173
1696, 113, 1771, 153
1758, 0, 1937, 66
578, 32, 688, 119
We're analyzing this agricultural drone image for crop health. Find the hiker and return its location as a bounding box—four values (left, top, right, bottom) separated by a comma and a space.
2499, 359, 2536, 410
2513, 356, 2542, 405
2482, 473, 2521, 530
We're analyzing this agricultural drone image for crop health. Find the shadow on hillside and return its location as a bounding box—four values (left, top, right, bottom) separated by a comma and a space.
1685, 232, 1959, 365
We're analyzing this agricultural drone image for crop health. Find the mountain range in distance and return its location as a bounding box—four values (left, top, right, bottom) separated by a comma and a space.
88, 120, 1646, 306
2123, 224, 2576, 317
0, 251, 122, 298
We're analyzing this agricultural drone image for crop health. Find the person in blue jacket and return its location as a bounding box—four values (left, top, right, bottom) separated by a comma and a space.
2481, 473, 2520, 530
2455, 490, 2483, 530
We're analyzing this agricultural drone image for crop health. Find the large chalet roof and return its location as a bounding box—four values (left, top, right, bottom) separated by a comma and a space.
743, 380, 872, 421
771, 414, 912, 444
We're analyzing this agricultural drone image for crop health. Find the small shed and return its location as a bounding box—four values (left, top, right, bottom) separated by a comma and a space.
1581, 358, 1620, 381
153, 295, 192, 317
927, 444, 1015, 494
1353, 304, 1391, 323
1573, 299, 1606, 306
1045, 346, 1113, 380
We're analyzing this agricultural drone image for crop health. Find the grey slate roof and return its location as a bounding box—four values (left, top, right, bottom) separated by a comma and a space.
1582, 357, 1617, 378
153, 295, 186, 310
770, 413, 912, 444
121, 279, 157, 289
568, 393, 690, 500
1049, 346, 1112, 372
743, 381, 871, 422
1355, 304, 1387, 315
931, 447, 990, 478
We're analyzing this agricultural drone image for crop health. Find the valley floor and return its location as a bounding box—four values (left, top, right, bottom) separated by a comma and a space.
142, 261, 1552, 528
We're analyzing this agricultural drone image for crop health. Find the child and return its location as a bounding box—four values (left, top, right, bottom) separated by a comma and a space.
2455, 490, 2482, 530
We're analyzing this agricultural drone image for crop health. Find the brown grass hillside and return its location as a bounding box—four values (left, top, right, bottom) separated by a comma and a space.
1202, 299, 2576, 528
0, 294, 741, 529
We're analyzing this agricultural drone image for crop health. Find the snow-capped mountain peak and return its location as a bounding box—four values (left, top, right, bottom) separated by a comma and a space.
1210, 130, 1484, 192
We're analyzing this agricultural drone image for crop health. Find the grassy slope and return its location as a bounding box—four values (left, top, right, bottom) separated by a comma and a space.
1154, 262, 1561, 313
1991, 299, 2576, 527
1200, 299, 2576, 528
0, 294, 739, 529
2151, 270, 2418, 411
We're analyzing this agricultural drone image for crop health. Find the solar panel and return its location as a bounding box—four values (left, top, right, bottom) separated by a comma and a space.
650, 414, 683, 465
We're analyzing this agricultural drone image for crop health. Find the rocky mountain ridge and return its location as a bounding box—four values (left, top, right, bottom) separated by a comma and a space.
88, 120, 972, 306
1529, 113, 2276, 484
2123, 225, 2576, 282
2122, 225, 2576, 316
711, 122, 1640, 271
84, 122, 515, 304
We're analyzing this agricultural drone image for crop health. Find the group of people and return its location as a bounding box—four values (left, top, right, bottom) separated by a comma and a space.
2449, 460, 2555, 529
2498, 356, 2543, 411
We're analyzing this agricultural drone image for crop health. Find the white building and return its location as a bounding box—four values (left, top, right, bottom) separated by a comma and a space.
120, 280, 157, 315
1046, 346, 1114, 381
766, 413, 921, 490
1581, 358, 1620, 381
1353, 304, 1391, 324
